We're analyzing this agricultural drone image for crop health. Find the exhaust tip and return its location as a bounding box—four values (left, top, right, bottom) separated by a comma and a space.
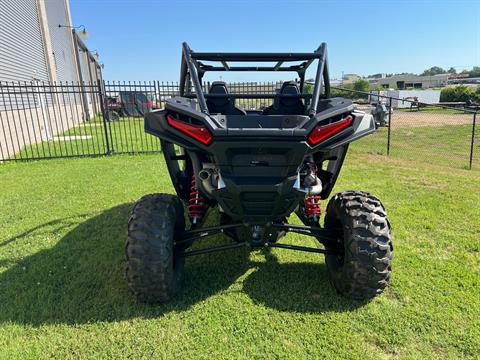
198, 169, 211, 181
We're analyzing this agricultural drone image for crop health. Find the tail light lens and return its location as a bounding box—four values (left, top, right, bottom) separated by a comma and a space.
167, 115, 213, 145
307, 115, 353, 146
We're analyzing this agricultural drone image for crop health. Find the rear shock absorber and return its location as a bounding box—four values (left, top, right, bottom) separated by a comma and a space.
304, 195, 321, 220
302, 159, 321, 221
188, 175, 206, 224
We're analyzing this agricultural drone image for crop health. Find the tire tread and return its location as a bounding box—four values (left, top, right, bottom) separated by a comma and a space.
125, 193, 185, 303
325, 190, 393, 300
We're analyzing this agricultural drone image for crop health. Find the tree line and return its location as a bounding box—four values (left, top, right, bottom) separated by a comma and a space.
366, 66, 480, 78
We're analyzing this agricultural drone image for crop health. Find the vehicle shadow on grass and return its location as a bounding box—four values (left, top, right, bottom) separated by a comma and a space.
0, 203, 363, 326
244, 251, 366, 313
0, 203, 249, 326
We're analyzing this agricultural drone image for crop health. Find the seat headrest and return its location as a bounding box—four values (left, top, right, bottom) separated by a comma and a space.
208, 81, 230, 107
279, 81, 300, 107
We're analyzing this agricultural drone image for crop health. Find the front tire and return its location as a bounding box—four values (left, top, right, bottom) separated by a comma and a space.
126, 193, 185, 303
324, 191, 393, 300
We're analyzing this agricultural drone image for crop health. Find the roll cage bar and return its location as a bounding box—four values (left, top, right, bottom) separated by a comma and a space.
179, 42, 331, 116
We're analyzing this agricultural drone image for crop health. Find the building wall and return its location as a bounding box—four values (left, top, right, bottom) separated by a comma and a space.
0, 102, 85, 159
369, 89, 441, 108
0, 0, 104, 160
389, 90, 441, 108
375, 75, 449, 89
0, 0, 50, 82
343, 74, 360, 84
44, 0, 79, 83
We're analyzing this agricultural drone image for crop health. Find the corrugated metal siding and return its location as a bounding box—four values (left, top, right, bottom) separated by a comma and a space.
89, 60, 97, 83
78, 47, 90, 83
77, 48, 93, 116
44, 0, 78, 83
0, 0, 50, 82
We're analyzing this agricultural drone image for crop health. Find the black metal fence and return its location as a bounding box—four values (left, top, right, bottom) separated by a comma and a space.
0, 81, 105, 160
0, 80, 478, 170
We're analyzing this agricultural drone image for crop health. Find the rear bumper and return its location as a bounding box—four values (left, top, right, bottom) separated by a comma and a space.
144, 97, 375, 221
144, 100, 375, 154
214, 175, 303, 223
207, 141, 307, 222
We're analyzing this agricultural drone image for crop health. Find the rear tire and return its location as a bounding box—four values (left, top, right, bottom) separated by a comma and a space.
324, 191, 393, 300
126, 193, 185, 303
106, 110, 119, 121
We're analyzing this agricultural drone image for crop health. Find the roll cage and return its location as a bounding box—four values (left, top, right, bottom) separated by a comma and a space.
179, 42, 331, 116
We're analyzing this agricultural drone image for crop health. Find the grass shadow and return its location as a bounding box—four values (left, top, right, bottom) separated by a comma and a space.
0, 203, 248, 326
0, 203, 365, 326
243, 251, 366, 313
0, 215, 95, 249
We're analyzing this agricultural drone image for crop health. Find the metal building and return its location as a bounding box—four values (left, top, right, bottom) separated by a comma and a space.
0, 0, 103, 160
0, 0, 102, 84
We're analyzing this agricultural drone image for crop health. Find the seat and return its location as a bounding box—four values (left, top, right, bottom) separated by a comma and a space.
206, 81, 246, 115
262, 81, 305, 115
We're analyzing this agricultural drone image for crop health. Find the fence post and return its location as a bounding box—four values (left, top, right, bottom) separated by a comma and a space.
387, 97, 392, 155
97, 80, 111, 155
469, 112, 477, 170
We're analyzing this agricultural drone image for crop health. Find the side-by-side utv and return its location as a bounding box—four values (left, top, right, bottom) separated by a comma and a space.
126, 42, 393, 303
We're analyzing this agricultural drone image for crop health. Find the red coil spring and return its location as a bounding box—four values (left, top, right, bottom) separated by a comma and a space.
188, 175, 206, 220
304, 195, 321, 217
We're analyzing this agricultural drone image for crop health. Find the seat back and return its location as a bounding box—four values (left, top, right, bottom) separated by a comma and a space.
206, 82, 246, 115
263, 81, 305, 115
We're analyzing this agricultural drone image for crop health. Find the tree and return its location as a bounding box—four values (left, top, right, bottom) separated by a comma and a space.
468, 66, 480, 77
447, 67, 457, 74
351, 79, 370, 100
394, 72, 416, 76
366, 73, 383, 79
352, 79, 369, 93
421, 66, 447, 76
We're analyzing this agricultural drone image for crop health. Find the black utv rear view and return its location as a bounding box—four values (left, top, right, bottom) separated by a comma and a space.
125, 42, 393, 303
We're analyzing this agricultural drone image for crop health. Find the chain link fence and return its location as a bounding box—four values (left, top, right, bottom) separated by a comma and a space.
331, 87, 478, 170
0, 80, 478, 169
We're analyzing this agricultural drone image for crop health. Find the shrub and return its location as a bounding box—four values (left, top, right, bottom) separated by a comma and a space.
303, 83, 314, 94
331, 84, 355, 99
440, 85, 473, 102
474, 87, 480, 102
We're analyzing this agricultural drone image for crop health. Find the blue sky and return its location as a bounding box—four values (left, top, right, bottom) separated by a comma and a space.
70, 0, 480, 81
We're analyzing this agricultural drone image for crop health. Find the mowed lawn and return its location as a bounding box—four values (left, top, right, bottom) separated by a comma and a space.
15, 117, 161, 161
0, 141, 479, 358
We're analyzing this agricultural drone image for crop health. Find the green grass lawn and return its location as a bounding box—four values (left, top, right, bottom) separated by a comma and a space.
16, 117, 161, 160
355, 125, 478, 169
395, 107, 469, 115
0, 141, 479, 358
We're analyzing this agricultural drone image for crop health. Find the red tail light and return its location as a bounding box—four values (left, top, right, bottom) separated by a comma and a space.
307, 115, 353, 146
167, 115, 213, 145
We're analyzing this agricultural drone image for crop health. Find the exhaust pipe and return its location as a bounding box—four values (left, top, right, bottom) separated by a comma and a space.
198, 169, 211, 181
198, 169, 216, 194
307, 177, 322, 195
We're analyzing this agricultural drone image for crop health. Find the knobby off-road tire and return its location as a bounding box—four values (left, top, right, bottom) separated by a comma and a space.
324, 191, 393, 300
126, 193, 185, 303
